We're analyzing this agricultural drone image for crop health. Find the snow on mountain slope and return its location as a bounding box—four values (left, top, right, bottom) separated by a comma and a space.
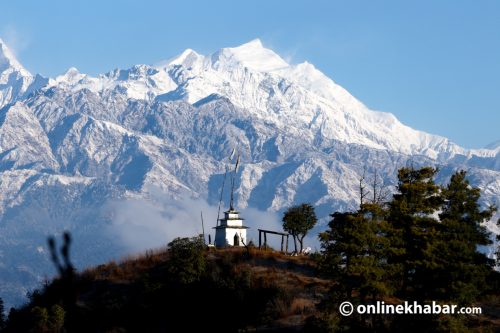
0, 39, 31, 77
153, 39, 475, 159
35, 39, 492, 160
48, 64, 177, 101
0, 39, 498, 307
485, 139, 500, 151
0, 102, 58, 171
210, 38, 289, 72
0, 39, 48, 109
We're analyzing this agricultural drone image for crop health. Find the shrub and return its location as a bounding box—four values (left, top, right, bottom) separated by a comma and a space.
167, 236, 207, 284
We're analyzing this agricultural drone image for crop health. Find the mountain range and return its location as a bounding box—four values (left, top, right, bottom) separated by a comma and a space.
0, 38, 498, 307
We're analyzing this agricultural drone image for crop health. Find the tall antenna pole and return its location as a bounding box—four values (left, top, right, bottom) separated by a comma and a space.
200, 211, 206, 245
216, 165, 229, 226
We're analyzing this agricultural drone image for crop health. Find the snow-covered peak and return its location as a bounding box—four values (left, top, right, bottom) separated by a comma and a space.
159, 48, 204, 69
53, 67, 86, 85
472, 140, 500, 156
65, 67, 81, 76
0, 39, 38, 108
485, 139, 500, 150
46, 63, 177, 100
210, 39, 289, 72
0, 38, 31, 76
0, 38, 493, 160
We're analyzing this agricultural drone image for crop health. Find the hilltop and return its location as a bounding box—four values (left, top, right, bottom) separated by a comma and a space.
3, 241, 331, 332
2, 239, 499, 332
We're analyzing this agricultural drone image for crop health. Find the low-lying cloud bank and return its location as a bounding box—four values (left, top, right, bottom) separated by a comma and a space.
104, 187, 320, 254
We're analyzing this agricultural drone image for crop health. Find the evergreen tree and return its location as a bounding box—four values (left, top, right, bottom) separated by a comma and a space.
315, 166, 498, 331
386, 166, 442, 298
282, 203, 317, 253
319, 203, 390, 300
435, 170, 495, 303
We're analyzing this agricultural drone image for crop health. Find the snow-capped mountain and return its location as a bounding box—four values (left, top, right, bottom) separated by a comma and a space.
485, 139, 500, 150
0, 39, 498, 307
0, 39, 48, 109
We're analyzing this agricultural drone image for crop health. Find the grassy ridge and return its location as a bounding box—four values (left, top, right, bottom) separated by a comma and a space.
4, 245, 330, 332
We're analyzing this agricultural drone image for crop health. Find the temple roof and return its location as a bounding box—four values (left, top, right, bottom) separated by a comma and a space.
213, 225, 249, 229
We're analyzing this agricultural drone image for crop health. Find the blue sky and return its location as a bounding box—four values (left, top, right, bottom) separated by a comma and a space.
1, 0, 498, 148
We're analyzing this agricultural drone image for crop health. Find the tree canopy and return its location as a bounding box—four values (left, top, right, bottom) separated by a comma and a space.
317, 167, 499, 332
282, 203, 317, 253
166, 236, 207, 284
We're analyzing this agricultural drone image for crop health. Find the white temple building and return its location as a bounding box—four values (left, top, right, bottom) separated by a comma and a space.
212, 152, 249, 248
214, 208, 248, 248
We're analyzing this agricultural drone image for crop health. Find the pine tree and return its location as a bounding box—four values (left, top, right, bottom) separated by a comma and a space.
319, 202, 390, 300
315, 166, 498, 331
435, 170, 495, 304
386, 166, 442, 298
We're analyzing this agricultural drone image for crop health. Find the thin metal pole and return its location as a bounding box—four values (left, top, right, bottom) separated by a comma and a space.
201, 211, 206, 245
216, 165, 229, 226
230, 154, 240, 210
